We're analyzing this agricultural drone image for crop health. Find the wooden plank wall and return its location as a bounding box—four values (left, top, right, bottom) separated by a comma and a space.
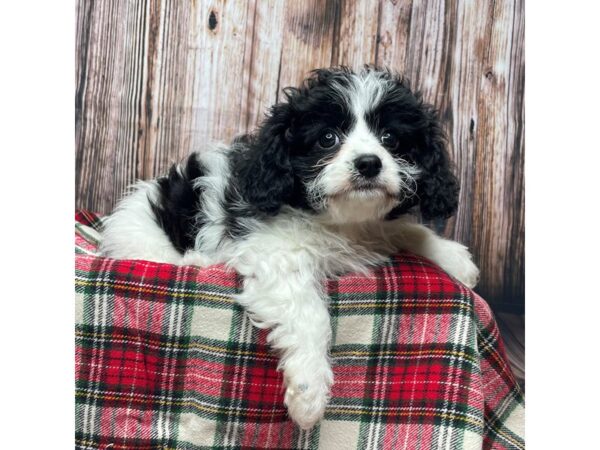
75, 0, 525, 311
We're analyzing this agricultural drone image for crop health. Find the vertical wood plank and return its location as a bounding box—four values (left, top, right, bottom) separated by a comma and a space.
504, 1, 525, 306
76, 0, 149, 213
471, 0, 524, 305
375, 0, 414, 72
331, 0, 380, 67
276, 0, 339, 96
444, 0, 491, 255
239, 0, 286, 131
141, 0, 198, 178
187, 0, 255, 149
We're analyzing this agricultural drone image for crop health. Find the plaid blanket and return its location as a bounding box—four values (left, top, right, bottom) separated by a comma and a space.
75, 210, 524, 450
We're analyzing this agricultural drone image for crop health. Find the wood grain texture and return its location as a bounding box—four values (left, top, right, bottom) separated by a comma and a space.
75, 0, 525, 310
276, 0, 339, 97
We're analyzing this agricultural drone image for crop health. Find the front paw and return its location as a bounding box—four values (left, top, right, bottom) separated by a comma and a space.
455, 257, 480, 288
283, 362, 333, 430
440, 242, 480, 288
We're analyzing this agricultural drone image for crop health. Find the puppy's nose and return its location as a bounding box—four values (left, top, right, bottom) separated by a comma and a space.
354, 154, 382, 178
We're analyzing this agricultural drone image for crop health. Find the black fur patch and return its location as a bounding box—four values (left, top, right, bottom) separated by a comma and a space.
364, 73, 459, 220
231, 68, 357, 216
150, 154, 205, 254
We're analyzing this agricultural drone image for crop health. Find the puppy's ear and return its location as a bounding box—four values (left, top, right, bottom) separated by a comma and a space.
414, 108, 460, 220
235, 104, 295, 215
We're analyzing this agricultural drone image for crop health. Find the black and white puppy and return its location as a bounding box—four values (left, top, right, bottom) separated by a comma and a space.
100, 67, 479, 429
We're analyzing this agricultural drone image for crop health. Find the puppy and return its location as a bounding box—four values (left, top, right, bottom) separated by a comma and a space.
100, 67, 479, 429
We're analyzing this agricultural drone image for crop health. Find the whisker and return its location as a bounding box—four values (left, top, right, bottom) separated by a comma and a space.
313, 153, 338, 168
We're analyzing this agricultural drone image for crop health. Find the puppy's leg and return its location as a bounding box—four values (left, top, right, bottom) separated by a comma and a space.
385, 221, 480, 288
232, 253, 332, 429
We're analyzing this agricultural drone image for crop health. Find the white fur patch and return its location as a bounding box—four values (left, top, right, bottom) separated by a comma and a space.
99, 181, 184, 264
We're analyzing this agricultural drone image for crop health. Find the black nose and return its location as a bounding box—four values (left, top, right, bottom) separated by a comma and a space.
354, 154, 382, 178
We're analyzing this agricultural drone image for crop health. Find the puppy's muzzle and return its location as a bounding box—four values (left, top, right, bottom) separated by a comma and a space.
353, 154, 382, 178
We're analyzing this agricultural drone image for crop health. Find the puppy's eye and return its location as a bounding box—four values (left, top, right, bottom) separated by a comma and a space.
318, 131, 340, 149
380, 131, 399, 149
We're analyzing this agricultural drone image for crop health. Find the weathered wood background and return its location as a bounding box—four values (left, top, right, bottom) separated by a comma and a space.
75, 0, 525, 311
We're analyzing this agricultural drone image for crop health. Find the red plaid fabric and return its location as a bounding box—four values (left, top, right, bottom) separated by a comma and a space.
75, 211, 524, 449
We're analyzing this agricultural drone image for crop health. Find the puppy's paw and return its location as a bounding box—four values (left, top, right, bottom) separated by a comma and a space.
283, 363, 333, 430
454, 257, 480, 288
439, 242, 480, 288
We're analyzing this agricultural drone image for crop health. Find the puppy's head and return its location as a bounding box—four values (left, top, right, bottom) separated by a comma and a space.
236, 67, 459, 223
